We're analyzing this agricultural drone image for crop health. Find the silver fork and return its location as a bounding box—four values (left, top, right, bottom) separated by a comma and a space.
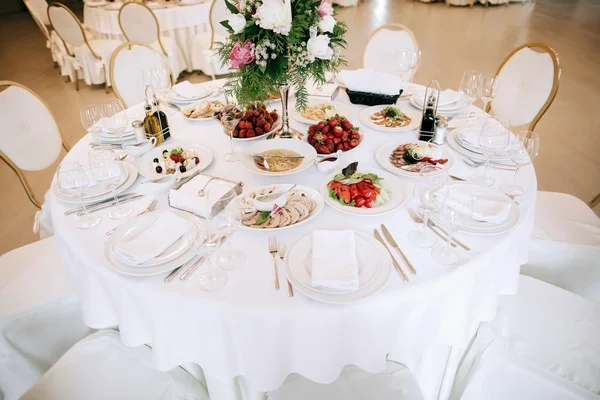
408, 208, 470, 251
269, 237, 280, 290
106, 199, 158, 235
278, 242, 293, 297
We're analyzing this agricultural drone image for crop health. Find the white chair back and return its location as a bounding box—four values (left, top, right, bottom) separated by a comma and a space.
209, 0, 231, 48
363, 24, 419, 80
490, 43, 560, 130
24, 0, 51, 39
48, 3, 87, 50
109, 42, 167, 108
118, 2, 165, 55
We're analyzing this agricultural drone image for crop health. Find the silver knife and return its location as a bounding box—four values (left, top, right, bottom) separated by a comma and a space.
381, 224, 416, 275
65, 193, 142, 215
76, 194, 146, 216
427, 220, 471, 251
180, 235, 228, 280
374, 230, 408, 282
164, 255, 203, 283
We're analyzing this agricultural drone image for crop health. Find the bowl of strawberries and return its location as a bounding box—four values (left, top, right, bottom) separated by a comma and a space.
306, 115, 362, 155
230, 103, 281, 140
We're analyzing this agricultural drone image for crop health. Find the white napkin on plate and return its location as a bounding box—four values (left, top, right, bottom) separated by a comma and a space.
171, 81, 205, 100
114, 212, 191, 265
414, 89, 461, 108
58, 169, 100, 190
438, 188, 512, 224
169, 175, 236, 218
337, 69, 405, 96
311, 230, 359, 290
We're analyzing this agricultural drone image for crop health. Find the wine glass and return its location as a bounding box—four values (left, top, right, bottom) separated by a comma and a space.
499, 131, 540, 197
144, 66, 173, 115
211, 186, 247, 270
214, 104, 244, 162
408, 183, 438, 248
57, 162, 102, 230
471, 116, 510, 186
89, 148, 132, 220
459, 70, 480, 121
408, 49, 421, 82
394, 48, 412, 81
101, 98, 128, 149
431, 186, 473, 265
478, 73, 499, 115
80, 105, 103, 144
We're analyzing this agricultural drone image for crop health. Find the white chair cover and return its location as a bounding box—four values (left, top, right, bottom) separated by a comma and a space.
191, 0, 231, 78
48, 5, 86, 47
491, 46, 557, 127
363, 25, 418, 81
450, 275, 600, 399
0, 85, 62, 171
20, 330, 210, 400
522, 191, 600, 303
26, 0, 50, 27
0, 237, 93, 400
110, 43, 167, 108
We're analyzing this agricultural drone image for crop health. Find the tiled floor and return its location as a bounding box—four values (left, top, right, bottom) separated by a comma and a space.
0, 0, 598, 254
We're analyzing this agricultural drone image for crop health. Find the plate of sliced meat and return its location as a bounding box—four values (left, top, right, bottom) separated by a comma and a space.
375, 141, 453, 178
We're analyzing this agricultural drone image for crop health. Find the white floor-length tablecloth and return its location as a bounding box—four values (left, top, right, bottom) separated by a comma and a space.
49, 80, 537, 399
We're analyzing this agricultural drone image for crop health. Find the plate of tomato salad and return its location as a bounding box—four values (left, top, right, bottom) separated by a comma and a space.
319, 162, 407, 216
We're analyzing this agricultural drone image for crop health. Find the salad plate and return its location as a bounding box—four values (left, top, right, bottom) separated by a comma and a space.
284, 231, 392, 304
137, 141, 213, 180
375, 141, 454, 178
358, 105, 421, 132
237, 139, 317, 176
320, 162, 406, 216
290, 100, 350, 125
231, 184, 325, 230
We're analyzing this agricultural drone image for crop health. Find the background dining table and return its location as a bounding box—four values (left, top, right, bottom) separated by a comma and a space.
49, 80, 537, 400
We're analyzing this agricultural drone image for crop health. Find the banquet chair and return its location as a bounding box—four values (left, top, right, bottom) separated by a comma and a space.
362, 23, 419, 81
109, 41, 170, 108
521, 191, 600, 303
20, 330, 210, 400
47, 2, 120, 90
488, 42, 560, 131
450, 275, 600, 400
0, 80, 70, 238
118, 1, 186, 80
0, 236, 93, 400
191, 0, 232, 79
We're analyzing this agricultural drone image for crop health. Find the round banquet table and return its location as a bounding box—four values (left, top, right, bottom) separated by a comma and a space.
49, 80, 537, 399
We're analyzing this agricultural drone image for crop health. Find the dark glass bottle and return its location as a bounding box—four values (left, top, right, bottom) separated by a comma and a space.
152, 98, 170, 141
419, 95, 436, 142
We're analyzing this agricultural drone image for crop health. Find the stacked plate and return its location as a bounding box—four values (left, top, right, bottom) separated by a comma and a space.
284, 231, 392, 304
409, 91, 469, 116
447, 129, 513, 162
166, 84, 216, 106
53, 162, 138, 204
105, 210, 204, 276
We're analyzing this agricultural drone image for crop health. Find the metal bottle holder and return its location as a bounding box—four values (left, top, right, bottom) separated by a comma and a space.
419, 80, 441, 142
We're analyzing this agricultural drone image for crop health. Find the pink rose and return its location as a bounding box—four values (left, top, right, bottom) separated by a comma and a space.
318, 0, 334, 17
229, 40, 255, 69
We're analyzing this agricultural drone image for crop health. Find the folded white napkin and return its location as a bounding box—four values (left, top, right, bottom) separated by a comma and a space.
114, 212, 191, 265
58, 169, 99, 190
95, 117, 134, 135
337, 69, 405, 96
169, 175, 236, 218
171, 81, 205, 99
414, 89, 461, 108
311, 230, 359, 290
438, 188, 512, 224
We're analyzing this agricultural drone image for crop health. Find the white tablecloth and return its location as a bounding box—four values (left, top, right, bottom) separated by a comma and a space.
49, 80, 537, 397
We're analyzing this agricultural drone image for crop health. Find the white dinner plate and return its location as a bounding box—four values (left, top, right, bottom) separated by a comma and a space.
105, 211, 205, 277
447, 130, 512, 162
409, 95, 468, 115
288, 231, 380, 295
375, 141, 454, 178
284, 231, 392, 304
429, 182, 520, 235
237, 139, 317, 176
290, 100, 350, 125
358, 105, 421, 132
230, 184, 325, 231
181, 99, 224, 122
319, 169, 406, 216
137, 141, 213, 180
53, 162, 138, 204
108, 210, 199, 268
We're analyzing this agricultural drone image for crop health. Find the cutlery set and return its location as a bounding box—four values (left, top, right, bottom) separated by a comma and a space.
268, 237, 293, 297
374, 224, 416, 282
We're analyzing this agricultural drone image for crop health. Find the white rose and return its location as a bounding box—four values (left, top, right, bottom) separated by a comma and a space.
255, 0, 291, 36
228, 13, 246, 34
318, 15, 335, 33
307, 34, 334, 61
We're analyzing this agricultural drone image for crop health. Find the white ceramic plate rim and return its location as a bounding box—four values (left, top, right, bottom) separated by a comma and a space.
290, 100, 351, 125
409, 96, 467, 115
375, 141, 454, 178
237, 140, 317, 176
447, 130, 511, 162
358, 105, 421, 132
136, 142, 213, 180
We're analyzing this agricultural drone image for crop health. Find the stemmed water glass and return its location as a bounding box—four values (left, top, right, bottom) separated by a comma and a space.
459, 70, 480, 121
431, 186, 473, 265
88, 148, 132, 220
214, 104, 244, 162
143, 66, 173, 115
499, 131, 540, 197
393, 48, 412, 79
471, 116, 510, 186
408, 183, 438, 248
101, 98, 128, 149
80, 105, 103, 144
57, 162, 102, 230
478, 73, 499, 115
408, 49, 421, 82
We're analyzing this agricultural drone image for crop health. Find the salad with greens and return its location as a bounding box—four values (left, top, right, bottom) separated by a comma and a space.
327, 162, 391, 208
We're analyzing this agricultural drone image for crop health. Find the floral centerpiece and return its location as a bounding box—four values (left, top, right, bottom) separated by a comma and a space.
216, 0, 347, 137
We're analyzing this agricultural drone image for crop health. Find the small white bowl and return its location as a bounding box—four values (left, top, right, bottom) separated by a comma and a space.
252, 187, 291, 212
316, 150, 342, 174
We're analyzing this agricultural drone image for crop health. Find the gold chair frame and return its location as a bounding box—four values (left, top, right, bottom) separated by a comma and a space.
118, 1, 169, 57
0, 80, 70, 209
24, 0, 51, 42
208, 0, 220, 50
361, 23, 420, 76
489, 42, 561, 132
588, 192, 600, 209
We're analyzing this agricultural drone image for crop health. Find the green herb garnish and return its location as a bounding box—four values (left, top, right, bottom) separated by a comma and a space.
341, 162, 358, 179
255, 211, 271, 225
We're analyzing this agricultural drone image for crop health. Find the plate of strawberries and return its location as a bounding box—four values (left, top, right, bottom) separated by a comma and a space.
306, 115, 363, 155
230, 103, 282, 141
